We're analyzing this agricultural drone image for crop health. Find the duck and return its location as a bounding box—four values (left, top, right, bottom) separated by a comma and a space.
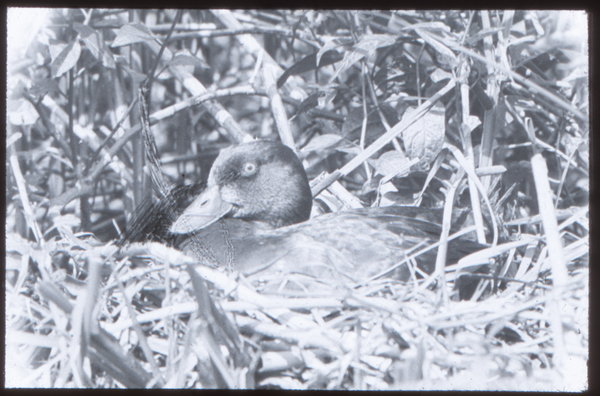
120, 140, 484, 293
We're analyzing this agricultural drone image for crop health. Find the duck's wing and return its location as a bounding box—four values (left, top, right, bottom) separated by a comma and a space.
338, 206, 484, 264
178, 207, 486, 293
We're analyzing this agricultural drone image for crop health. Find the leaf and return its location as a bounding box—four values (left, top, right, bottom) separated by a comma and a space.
561, 133, 586, 156
408, 21, 452, 33
53, 214, 81, 230
120, 65, 147, 86
353, 34, 396, 55
167, 49, 208, 68
48, 38, 67, 61
8, 99, 39, 125
45, 148, 75, 170
5, 233, 33, 256
277, 50, 343, 88
329, 34, 396, 83
111, 23, 156, 47
6, 255, 21, 271
402, 106, 445, 167
316, 37, 351, 65
29, 77, 62, 97
430, 68, 452, 83
73, 23, 101, 59
113, 54, 129, 66
382, 319, 410, 349
367, 150, 411, 179
73, 22, 116, 69
463, 115, 482, 134
341, 103, 399, 145
25, 173, 45, 187
301, 134, 342, 153
457, 235, 538, 269
48, 173, 64, 199
289, 91, 326, 121
335, 145, 362, 156
465, 27, 503, 46
51, 40, 81, 78
511, 19, 527, 36
93, 17, 123, 28
388, 13, 410, 33
414, 28, 456, 60
261, 351, 303, 372
321, 85, 339, 107
101, 47, 117, 69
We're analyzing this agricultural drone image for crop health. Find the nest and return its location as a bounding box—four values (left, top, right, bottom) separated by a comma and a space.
6, 216, 588, 389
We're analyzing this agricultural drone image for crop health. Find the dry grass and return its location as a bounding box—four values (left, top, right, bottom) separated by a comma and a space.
6, 205, 588, 388
6, 9, 588, 389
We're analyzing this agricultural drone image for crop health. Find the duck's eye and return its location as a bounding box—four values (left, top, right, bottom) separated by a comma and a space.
242, 162, 257, 176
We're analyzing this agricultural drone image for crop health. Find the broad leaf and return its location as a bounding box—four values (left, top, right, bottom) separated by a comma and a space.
402, 106, 445, 167
368, 150, 411, 179
51, 40, 81, 78
330, 34, 396, 83
73, 22, 116, 69
112, 23, 156, 47
73, 23, 101, 58
167, 49, 209, 68
414, 28, 456, 60
316, 37, 351, 65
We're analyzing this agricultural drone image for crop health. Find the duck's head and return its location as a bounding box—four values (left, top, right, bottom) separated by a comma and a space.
170, 140, 312, 233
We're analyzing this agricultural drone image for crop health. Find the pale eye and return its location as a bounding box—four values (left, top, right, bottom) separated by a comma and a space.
243, 162, 257, 175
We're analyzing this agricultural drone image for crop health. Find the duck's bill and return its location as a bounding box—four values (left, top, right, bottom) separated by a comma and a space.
169, 185, 233, 234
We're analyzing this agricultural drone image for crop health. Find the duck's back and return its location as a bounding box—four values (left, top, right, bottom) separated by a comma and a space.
179, 206, 480, 292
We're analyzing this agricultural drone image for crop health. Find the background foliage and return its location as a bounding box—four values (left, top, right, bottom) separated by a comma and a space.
6, 9, 588, 389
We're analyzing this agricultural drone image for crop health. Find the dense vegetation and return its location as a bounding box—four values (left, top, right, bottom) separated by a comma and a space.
6, 10, 588, 389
